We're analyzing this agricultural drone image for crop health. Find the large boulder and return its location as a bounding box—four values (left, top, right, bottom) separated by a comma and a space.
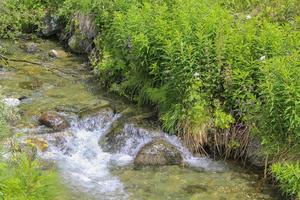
67, 13, 96, 54
39, 111, 70, 131
246, 138, 266, 168
41, 13, 64, 37
134, 139, 183, 167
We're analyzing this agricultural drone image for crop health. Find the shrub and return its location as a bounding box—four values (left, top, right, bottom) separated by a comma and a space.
259, 53, 300, 152
0, 0, 46, 38
271, 162, 300, 199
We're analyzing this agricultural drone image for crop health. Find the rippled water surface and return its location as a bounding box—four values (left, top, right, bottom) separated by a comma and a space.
0, 38, 281, 200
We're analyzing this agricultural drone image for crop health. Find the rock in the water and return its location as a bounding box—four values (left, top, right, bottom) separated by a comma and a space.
39, 111, 70, 131
49, 49, 59, 58
246, 138, 266, 168
49, 49, 68, 58
21, 42, 38, 54
134, 139, 183, 167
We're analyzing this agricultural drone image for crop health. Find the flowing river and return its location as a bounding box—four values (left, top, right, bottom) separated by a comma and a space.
0, 38, 281, 200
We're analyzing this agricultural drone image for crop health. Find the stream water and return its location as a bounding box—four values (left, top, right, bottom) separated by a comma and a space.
0, 38, 281, 200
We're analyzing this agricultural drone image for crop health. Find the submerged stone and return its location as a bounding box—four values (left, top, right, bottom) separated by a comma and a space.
39, 111, 70, 131
246, 138, 266, 168
134, 139, 183, 167
183, 184, 208, 194
19, 79, 43, 90
21, 42, 38, 54
78, 100, 111, 118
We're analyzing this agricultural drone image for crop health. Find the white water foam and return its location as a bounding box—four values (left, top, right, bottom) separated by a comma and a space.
3, 97, 20, 107
109, 124, 225, 171
39, 111, 128, 200
36, 110, 225, 199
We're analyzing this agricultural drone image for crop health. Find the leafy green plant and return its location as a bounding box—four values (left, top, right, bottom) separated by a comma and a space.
271, 162, 300, 199
0, 0, 46, 38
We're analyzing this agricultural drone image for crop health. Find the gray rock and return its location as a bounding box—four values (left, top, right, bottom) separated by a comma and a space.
22, 42, 38, 54
39, 111, 70, 131
68, 33, 91, 54
246, 138, 266, 168
67, 13, 96, 54
41, 13, 64, 37
134, 139, 183, 167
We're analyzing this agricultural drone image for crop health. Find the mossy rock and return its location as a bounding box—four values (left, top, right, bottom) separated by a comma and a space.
68, 33, 91, 54
134, 139, 183, 167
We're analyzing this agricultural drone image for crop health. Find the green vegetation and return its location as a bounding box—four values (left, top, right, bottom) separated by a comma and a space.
272, 162, 300, 199
54, 0, 300, 153
0, 99, 67, 200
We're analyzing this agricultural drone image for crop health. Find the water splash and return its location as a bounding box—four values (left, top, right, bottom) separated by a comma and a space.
37, 110, 224, 199
40, 111, 128, 200
108, 124, 225, 171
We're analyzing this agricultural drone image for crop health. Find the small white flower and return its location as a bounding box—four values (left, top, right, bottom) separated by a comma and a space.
193, 72, 200, 77
246, 15, 252, 20
259, 56, 266, 61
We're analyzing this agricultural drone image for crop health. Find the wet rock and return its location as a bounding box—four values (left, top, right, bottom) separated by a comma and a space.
68, 33, 92, 54
41, 13, 64, 37
39, 111, 70, 131
49, 49, 68, 58
246, 138, 266, 168
67, 13, 96, 54
21, 42, 38, 54
134, 139, 183, 167
49, 49, 59, 58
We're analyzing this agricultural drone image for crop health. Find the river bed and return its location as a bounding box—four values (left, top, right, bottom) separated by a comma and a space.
0, 38, 281, 200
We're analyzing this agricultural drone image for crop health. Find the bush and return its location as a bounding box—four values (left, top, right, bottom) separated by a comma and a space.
90, 0, 300, 148
0, 153, 64, 200
259, 53, 300, 152
271, 162, 300, 199
0, 0, 46, 38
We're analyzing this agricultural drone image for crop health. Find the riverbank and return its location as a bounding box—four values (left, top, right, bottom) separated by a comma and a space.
0, 0, 299, 199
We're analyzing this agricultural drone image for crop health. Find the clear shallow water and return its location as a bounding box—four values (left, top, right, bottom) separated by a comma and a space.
0, 38, 281, 200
